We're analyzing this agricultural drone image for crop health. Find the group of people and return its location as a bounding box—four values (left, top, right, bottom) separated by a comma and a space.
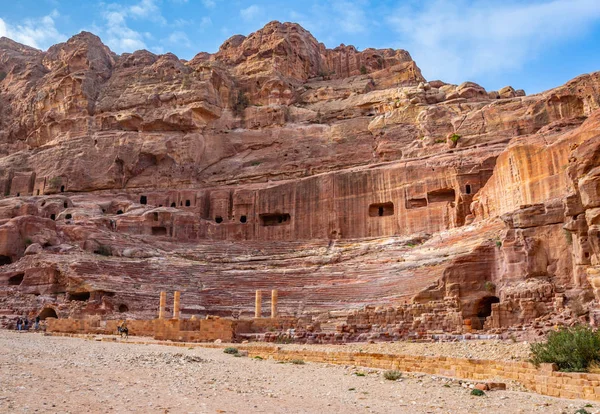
15, 316, 40, 331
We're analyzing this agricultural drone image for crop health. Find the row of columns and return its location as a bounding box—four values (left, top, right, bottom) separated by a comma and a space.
255, 289, 278, 319
158, 289, 279, 319
158, 290, 180, 320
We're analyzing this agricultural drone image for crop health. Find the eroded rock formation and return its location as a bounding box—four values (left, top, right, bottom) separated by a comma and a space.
1, 21, 599, 339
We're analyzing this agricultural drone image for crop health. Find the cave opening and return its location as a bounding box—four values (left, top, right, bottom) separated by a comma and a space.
118, 304, 129, 313
185, 200, 191, 207
260, 213, 291, 226
50, 214, 56, 220
8, 273, 24, 285
116, 210, 123, 215
60, 185, 65, 192
65, 214, 72, 220
215, 216, 223, 224
240, 215, 247, 223
38, 307, 58, 320
152, 226, 167, 236
140, 195, 147, 205
427, 188, 456, 203
63, 202, 68, 208
368, 202, 394, 217
0, 256, 12, 266
476, 296, 500, 318
466, 184, 472, 194
68, 291, 91, 301
171, 202, 176, 207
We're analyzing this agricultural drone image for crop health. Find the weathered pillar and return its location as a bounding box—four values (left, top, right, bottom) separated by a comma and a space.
173, 291, 181, 320
255, 290, 262, 318
271, 289, 278, 318
158, 291, 166, 319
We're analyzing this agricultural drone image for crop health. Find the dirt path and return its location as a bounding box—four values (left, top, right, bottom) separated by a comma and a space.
0, 331, 596, 414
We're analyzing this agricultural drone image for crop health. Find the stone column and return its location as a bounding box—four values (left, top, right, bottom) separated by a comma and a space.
271, 289, 278, 318
255, 290, 262, 318
158, 291, 166, 319
173, 291, 181, 320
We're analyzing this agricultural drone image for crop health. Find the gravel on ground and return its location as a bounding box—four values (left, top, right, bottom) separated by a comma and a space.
0, 330, 597, 414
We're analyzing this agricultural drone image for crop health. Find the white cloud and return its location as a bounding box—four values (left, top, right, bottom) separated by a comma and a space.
200, 16, 212, 30
0, 10, 66, 50
100, 0, 169, 53
332, 1, 366, 34
387, 0, 600, 83
240, 5, 262, 22
202, 0, 216, 9
129, 0, 165, 24
103, 9, 147, 52
166, 30, 191, 47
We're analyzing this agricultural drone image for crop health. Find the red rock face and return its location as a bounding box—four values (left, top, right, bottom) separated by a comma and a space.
0, 21, 599, 336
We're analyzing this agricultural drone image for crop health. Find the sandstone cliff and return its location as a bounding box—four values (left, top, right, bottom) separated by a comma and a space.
0, 21, 599, 339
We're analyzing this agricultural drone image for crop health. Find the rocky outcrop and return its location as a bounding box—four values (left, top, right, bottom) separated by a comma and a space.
0, 21, 599, 338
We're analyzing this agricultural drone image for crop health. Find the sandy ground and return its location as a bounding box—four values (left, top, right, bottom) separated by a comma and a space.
0, 331, 598, 414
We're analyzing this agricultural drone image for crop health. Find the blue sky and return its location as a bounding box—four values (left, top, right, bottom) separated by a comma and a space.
1, 0, 600, 94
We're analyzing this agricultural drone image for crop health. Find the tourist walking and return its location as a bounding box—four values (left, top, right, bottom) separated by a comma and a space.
16, 317, 22, 331
35, 316, 40, 330
23, 317, 29, 331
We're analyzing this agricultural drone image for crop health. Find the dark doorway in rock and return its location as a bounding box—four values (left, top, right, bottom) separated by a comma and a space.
466, 184, 472, 194
185, 200, 191, 207
215, 216, 223, 224
60, 185, 65, 192
259, 213, 291, 226
152, 226, 167, 236
64, 202, 68, 208
0, 256, 11, 266
140, 195, 147, 205
65, 214, 72, 220
68, 291, 91, 301
368, 202, 394, 217
118, 304, 129, 313
116, 210, 123, 215
16, 193, 20, 197
38, 307, 58, 320
8, 273, 24, 285
37, 189, 40, 195
50, 214, 56, 220
427, 188, 456, 203
240, 215, 247, 223
171, 202, 176, 207
476, 296, 500, 318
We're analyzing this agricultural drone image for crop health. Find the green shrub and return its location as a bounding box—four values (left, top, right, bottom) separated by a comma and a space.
290, 359, 305, 365
223, 347, 238, 355
383, 370, 402, 380
470, 389, 485, 396
354, 372, 366, 377
254, 356, 263, 360
360, 65, 367, 75
24, 238, 33, 246
449, 133, 461, 143
530, 325, 600, 372
233, 90, 249, 115
484, 281, 496, 293
575, 409, 591, 414
564, 229, 573, 245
